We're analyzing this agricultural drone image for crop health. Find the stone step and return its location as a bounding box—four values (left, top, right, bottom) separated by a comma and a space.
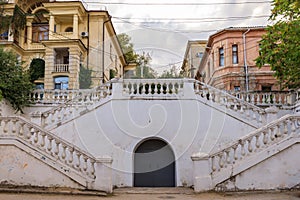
113, 187, 194, 194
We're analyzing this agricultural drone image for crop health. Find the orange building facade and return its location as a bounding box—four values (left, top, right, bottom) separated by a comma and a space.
197, 27, 279, 92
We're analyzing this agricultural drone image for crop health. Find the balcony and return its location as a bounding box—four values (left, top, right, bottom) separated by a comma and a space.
54, 64, 69, 73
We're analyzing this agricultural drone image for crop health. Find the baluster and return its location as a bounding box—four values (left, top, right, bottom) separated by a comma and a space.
28, 127, 34, 140
246, 94, 250, 102
18, 122, 25, 137
61, 144, 67, 160
269, 127, 275, 141
34, 130, 39, 144
218, 153, 224, 169
257, 112, 262, 126
247, 138, 253, 153
231, 145, 238, 160
3, 119, 8, 133
278, 93, 282, 104
11, 119, 17, 133
262, 130, 268, 145
283, 121, 288, 135
255, 134, 260, 149
225, 150, 231, 165
233, 99, 238, 111
262, 94, 266, 104
291, 118, 296, 135
90, 159, 95, 178
76, 151, 81, 170
240, 140, 246, 157
240, 104, 244, 114
54, 139, 60, 156
47, 136, 53, 152
211, 156, 217, 171
40, 132, 46, 147
276, 124, 282, 138
251, 94, 255, 104
68, 148, 74, 165
83, 156, 88, 172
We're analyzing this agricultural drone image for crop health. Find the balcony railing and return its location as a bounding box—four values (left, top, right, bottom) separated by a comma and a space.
54, 64, 69, 73
231, 91, 297, 106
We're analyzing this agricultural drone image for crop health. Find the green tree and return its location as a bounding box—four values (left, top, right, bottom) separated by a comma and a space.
117, 33, 138, 63
117, 33, 157, 78
0, 48, 33, 112
29, 58, 45, 83
159, 65, 183, 79
135, 52, 157, 78
256, 0, 300, 89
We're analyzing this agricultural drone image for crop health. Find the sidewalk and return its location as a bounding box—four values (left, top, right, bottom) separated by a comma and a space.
0, 187, 299, 200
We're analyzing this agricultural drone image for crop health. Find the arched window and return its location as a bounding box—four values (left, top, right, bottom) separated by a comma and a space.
65, 27, 73, 32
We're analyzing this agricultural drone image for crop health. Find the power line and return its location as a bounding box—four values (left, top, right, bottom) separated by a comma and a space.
86, 1, 272, 6
113, 15, 270, 22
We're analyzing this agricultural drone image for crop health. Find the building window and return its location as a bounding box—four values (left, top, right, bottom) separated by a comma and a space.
32, 25, 49, 42
65, 27, 73, 32
232, 45, 238, 64
219, 47, 224, 66
262, 85, 272, 92
234, 86, 240, 92
54, 76, 69, 90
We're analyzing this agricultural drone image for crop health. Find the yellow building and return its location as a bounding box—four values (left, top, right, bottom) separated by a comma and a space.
181, 40, 207, 78
0, 0, 127, 89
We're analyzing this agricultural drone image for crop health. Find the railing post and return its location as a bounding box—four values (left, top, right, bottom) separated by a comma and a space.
93, 156, 113, 193
265, 106, 278, 123
191, 152, 213, 192
111, 78, 123, 99
30, 111, 42, 126
183, 79, 196, 98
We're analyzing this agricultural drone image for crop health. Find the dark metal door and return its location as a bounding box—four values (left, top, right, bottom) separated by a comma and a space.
134, 139, 175, 187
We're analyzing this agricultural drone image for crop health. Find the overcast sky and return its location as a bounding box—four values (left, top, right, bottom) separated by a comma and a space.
84, 0, 272, 74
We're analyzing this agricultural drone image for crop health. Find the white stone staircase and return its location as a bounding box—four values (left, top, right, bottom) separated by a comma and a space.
37, 83, 112, 130
0, 116, 113, 193
192, 114, 300, 192
30, 79, 275, 131
194, 81, 266, 128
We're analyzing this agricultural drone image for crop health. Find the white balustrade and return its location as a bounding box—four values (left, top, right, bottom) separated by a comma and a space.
54, 64, 69, 72
194, 80, 266, 126
122, 79, 184, 97
40, 83, 112, 129
232, 91, 296, 106
0, 116, 96, 179
209, 114, 300, 173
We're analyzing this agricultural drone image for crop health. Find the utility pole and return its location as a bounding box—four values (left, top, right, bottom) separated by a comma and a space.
141, 51, 144, 78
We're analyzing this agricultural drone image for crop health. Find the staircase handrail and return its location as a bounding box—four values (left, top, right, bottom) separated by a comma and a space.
0, 116, 97, 180
209, 114, 299, 174
194, 80, 265, 113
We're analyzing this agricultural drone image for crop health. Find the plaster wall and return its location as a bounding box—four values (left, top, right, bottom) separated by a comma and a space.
0, 145, 84, 189
216, 143, 300, 190
50, 97, 256, 187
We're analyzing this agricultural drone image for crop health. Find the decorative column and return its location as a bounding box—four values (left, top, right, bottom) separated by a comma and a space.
49, 14, 55, 40
8, 24, 13, 42
191, 152, 213, 192
73, 14, 79, 39
26, 16, 34, 46
44, 48, 55, 89
68, 46, 80, 89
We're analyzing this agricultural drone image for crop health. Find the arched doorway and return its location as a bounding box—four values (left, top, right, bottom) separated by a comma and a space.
134, 139, 175, 187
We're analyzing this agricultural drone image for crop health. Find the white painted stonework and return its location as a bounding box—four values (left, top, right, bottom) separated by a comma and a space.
0, 79, 299, 193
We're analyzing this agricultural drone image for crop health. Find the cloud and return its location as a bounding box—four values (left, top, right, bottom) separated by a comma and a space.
84, 0, 272, 73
